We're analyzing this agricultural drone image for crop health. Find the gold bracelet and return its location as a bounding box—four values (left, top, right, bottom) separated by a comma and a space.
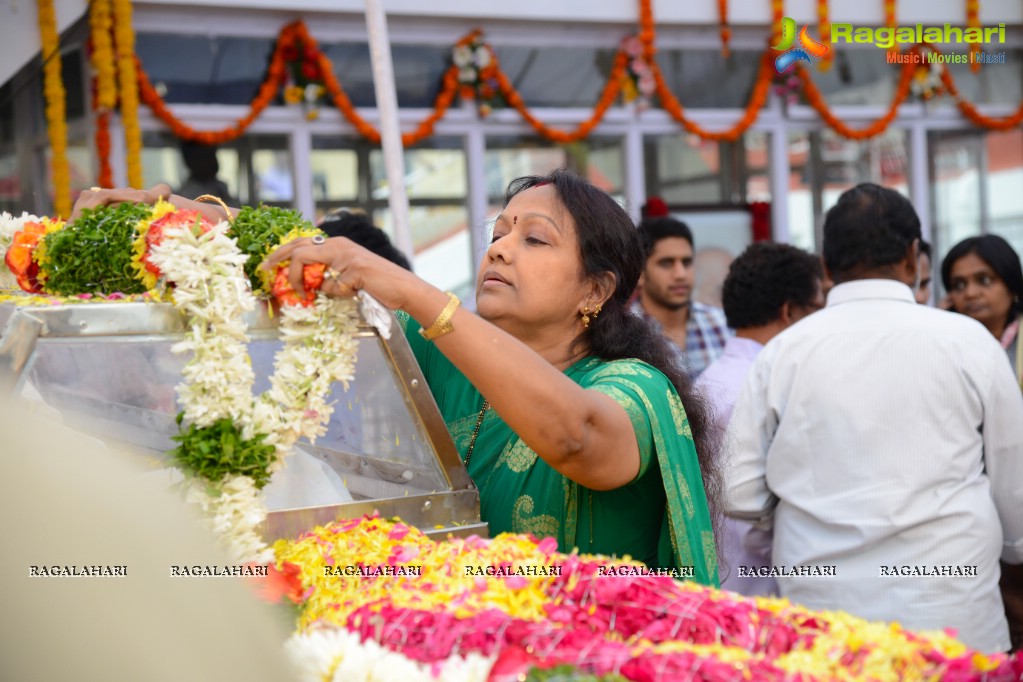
194, 194, 234, 223
419, 292, 460, 341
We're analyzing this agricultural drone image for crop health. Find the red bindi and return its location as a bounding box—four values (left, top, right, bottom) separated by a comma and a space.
513, 215, 517, 225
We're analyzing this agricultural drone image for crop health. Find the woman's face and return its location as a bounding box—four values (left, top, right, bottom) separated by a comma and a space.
475, 184, 592, 337
947, 251, 1014, 335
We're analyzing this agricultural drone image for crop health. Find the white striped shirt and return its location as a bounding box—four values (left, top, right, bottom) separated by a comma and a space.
725, 279, 1023, 653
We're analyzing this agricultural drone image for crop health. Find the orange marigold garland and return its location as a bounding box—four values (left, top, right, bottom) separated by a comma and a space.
653, 50, 773, 142
494, 50, 627, 143
717, 0, 730, 58
36, 0, 71, 219
884, 0, 899, 55
796, 45, 916, 140
121, 8, 1020, 154
89, 0, 116, 188
112, 0, 143, 188
817, 0, 832, 71
966, 0, 981, 73
771, 0, 785, 50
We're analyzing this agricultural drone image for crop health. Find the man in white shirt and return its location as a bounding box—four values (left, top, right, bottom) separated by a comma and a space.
725, 183, 1023, 654
696, 242, 824, 596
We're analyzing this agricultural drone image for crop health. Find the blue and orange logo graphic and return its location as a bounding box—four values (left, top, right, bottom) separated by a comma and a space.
773, 17, 830, 72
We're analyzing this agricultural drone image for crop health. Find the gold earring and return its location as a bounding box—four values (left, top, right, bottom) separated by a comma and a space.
593, 303, 602, 318
581, 305, 591, 328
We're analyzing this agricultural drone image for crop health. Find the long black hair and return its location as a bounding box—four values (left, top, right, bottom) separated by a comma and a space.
941, 234, 1023, 326
504, 169, 723, 539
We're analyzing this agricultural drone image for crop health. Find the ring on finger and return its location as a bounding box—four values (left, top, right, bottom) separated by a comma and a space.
324, 267, 342, 282
311, 235, 326, 245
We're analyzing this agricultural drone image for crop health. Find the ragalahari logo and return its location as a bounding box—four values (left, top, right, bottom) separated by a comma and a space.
772, 17, 831, 73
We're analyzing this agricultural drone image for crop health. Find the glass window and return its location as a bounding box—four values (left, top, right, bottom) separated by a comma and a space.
644, 132, 769, 206
309, 141, 360, 210
931, 128, 1023, 284
491, 47, 619, 108
370, 147, 466, 200
321, 43, 453, 108
135, 34, 277, 105
484, 136, 624, 206
987, 128, 1023, 250
806, 49, 904, 107
787, 131, 816, 251
653, 49, 763, 108
927, 49, 1023, 109
141, 131, 289, 208
376, 204, 472, 299
787, 128, 909, 252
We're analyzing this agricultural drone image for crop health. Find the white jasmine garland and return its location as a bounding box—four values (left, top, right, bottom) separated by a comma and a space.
184, 475, 274, 564
150, 220, 359, 563
285, 627, 495, 682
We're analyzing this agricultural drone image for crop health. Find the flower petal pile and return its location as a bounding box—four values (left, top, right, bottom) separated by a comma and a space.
273, 515, 1023, 682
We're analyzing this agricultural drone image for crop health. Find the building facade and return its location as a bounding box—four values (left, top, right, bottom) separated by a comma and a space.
1, 0, 1021, 299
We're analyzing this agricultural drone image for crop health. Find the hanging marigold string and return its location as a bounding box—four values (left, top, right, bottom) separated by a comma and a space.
135, 21, 461, 147
136, 47, 285, 144
294, 21, 461, 146
718, 0, 730, 58
653, 50, 775, 142
95, 111, 113, 188
36, 0, 71, 218
884, 0, 898, 54
818, 0, 832, 71
492, 51, 627, 144
120, 5, 1023, 153
112, 0, 143, 188
937, 46, 1023, 130
771, 0, 785, 49
89, 0, 116, 188
796, 45, 917, 140
966, 0, 981, 73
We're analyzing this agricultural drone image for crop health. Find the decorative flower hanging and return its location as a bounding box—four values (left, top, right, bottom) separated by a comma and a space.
281, 33, 327, 120
619, 36, 655, 112
453, 33, 503, 118
910, 61, 946, 101
773, 73, 802, 106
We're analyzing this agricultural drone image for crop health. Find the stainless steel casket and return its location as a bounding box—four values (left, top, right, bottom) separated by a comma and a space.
0, 298, 485, 541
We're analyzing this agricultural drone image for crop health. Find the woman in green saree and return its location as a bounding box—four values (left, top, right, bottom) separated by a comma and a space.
78, 170, 721, 585
270, 170, 720, 585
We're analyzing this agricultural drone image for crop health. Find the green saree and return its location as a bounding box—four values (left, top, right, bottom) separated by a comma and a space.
398, 312, 719, 587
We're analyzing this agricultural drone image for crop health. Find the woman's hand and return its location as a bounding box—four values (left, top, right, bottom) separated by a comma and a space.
70, 184, 172, 221
260, 236, 422, 311
69, 184, 237, 224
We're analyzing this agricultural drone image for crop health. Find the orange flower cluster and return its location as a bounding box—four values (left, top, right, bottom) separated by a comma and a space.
95, 111, 113, 189
966, 0, 981, 73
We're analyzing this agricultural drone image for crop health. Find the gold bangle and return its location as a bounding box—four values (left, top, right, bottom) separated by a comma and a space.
419, 292, 460, 341
194, 194, 234, 223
